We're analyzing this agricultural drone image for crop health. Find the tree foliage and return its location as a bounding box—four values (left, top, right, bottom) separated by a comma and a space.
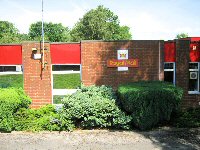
70, 5, 132, 41
176, 33, 188, 39
29, 21, 70, 42
0, 21, 21, 43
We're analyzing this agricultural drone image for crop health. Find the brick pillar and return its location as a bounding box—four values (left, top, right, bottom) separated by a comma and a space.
176, 39, 199, 108
22, 42, 52, 108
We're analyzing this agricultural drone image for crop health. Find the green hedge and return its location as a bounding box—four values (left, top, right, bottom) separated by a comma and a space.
14, 105, 73, 131
171, 107, 200, 128
0, 88, 31, 132
60, 85, 132, 130
53, 74, 81, 89
118, 81, 183, 130
0, 74, 23, 88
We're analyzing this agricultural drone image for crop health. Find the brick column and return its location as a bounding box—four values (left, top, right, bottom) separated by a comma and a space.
22, 42, 52, 108
176, 39, 199, 108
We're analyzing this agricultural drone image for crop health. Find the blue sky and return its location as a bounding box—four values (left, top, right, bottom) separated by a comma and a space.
0, 0, 199, 40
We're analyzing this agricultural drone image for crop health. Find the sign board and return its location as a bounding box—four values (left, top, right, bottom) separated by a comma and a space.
117, 50, 128, 71
107, 59, 139, 67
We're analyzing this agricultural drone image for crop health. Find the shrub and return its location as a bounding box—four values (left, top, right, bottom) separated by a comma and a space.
118, 81, 183, 130
14, 105, 74, 131
0, 88, 31, 132
60, 85, 132, 130
171, 107, 200, 128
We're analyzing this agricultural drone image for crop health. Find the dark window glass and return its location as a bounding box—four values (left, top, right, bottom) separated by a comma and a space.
164, 71, 173, 83
0, 66, 16, 72
0, 67, 3, 72
164, 63, 174, 69
189, 79, 198, 91
52, 65, 80, 71
189, 63, 198, 69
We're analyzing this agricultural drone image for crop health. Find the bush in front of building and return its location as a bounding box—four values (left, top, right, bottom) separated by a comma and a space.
170, 107, 200, 128
60, 85, 132, 130
14, 105, 73, 131
0, 88, 31, 132
118, 81, 183, 130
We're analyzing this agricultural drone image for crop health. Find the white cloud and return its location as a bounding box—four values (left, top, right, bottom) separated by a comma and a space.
118, 11, 172, 40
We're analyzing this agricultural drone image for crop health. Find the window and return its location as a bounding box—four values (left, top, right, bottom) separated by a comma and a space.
0, 65, 22, 74
188, 62, 199, 94
52, 65, 80, 71
0, 65, 23, 88
52, 64, 81, 104
164, 62, 175, 85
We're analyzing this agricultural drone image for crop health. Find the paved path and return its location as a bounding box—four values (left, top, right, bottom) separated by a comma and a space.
0, 128, 199, 150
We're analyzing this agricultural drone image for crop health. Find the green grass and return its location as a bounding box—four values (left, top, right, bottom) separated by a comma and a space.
53, 95, 65, 104
0, 74, 23, 88
53, 74, 81, 89
0, 74, 81, 89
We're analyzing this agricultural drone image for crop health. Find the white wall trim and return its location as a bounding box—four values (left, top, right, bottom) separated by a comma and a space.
52, 71, 80, 74
0, 72, 22, 75
53, 89, 78, 95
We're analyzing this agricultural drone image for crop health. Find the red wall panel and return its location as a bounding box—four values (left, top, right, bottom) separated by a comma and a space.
181, 37, 200, 42
50, 43, 81, 64
190, 42, 200, 62
190, 37, 200, 42
164, 42, 176, 62
0, 45, 22, 65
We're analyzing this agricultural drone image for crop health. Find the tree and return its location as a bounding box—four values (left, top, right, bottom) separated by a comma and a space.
29, 22, 70, 42
176, 33, 188, 39
19, 33, 30, 42
0, 21, 21, 43
70, 5, 132, 41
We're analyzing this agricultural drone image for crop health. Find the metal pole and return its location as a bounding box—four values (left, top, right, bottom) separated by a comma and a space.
159, 41, 161, 80
42, 0, 45, 69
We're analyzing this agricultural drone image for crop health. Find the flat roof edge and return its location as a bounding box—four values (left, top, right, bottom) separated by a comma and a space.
81, 40, 164, 43
50, 42, 80, 44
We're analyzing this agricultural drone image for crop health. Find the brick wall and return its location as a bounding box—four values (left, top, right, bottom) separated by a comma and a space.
20, 40, 200, 109
176, 39, 200, 108
22, 42, 52, 108
81, 40, 164, 89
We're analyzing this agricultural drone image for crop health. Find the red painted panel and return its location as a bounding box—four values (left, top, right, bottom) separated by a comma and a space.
164, 42, 176, 62
0, 45, 22, 65
50, 43, 80, 64
190, 37, 200, 42
190, 42, 200, 62
181, 37, 200, 42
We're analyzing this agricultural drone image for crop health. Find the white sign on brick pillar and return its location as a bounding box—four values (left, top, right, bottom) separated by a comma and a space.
117, 50, 128, 71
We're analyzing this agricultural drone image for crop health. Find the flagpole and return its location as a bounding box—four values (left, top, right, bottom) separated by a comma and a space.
42, 0, 45, 69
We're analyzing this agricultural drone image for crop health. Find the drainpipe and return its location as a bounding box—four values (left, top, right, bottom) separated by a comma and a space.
159, 41, 161, 80
42, 0, 45, 70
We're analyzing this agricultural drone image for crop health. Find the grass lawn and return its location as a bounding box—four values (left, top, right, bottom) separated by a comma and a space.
0, 74, 23, 88
0, 73, 81, 90
53, 95, 65, 104
53, 73, 81, 89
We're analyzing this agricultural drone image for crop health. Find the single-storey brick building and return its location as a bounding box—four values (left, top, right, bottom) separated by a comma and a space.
0, 37, 200, 108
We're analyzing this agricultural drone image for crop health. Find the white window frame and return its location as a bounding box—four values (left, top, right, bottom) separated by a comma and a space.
0, 65, 22, 75
188, 62, 200, 94
51, 64, 81, 104
164, 62, 176, 85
